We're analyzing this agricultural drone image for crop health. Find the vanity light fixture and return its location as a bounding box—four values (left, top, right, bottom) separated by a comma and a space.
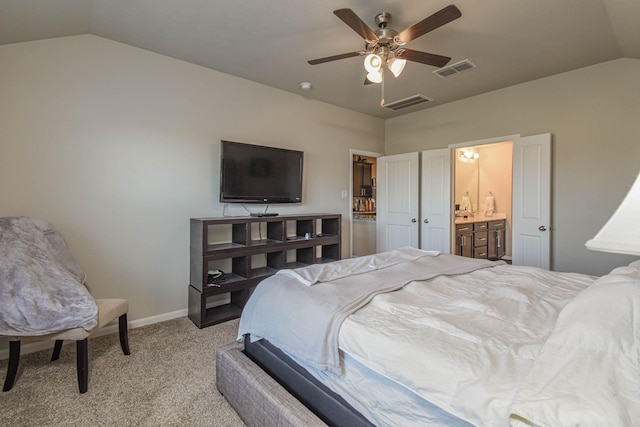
460, 150, 480, 160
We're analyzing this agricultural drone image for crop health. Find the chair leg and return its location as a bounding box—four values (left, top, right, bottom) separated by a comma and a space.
51, 340, 64, 361
118, 313, 131, 355
76, 339, 88, 394
2, 341, 21, 392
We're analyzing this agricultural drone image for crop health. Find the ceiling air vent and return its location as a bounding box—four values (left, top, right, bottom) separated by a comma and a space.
383, 94, 433, 111
433, 59, 476, 78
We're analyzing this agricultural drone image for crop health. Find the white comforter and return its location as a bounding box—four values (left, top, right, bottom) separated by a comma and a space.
238, 248, 498, 373
338, 264, 596, 426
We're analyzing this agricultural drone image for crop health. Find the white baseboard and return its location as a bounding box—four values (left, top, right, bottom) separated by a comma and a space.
0, 308, 188, 361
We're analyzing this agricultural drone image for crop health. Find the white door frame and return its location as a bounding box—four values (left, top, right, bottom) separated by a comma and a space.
349, 149, 382, 258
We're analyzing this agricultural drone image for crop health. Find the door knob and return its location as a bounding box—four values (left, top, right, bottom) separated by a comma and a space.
411, 218, 417, 223
424, 219, 429, 224
538, 225, 547, 231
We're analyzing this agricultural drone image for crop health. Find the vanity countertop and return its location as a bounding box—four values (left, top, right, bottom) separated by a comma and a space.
454, 213, 507, 224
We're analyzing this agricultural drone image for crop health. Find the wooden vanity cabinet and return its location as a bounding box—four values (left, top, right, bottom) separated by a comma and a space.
456, 219, 506, 260
455, 223, 473, 258
473, 225, 488, 259
487, 220, 506, 260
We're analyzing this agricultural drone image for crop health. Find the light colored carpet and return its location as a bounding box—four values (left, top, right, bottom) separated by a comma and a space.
0, 317, 245, 426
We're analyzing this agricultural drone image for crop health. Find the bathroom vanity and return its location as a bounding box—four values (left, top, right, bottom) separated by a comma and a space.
455, 214, 506, 260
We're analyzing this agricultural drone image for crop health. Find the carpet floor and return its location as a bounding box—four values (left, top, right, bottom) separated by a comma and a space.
0, 317, 245, 426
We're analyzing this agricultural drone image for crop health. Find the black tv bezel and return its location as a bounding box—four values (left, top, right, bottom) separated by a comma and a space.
219, 140, 304, 204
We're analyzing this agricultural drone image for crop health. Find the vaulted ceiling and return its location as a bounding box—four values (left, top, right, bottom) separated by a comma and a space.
2, 0, 639, 118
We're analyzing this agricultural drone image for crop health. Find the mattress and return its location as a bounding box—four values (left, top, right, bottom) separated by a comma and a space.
283, 344, 473, 426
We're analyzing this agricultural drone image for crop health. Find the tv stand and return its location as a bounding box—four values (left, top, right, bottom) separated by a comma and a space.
250, 212, 279, 217
188, 214, 341, 328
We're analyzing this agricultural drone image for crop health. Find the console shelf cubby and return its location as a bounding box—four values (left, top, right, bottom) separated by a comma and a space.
188, 213, 341, 328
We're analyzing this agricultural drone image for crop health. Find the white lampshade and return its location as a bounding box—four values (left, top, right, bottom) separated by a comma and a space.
585, 171, 640, 256
366, 71, 383, 83
387, 57, 406, 77
364, 54, 382, 73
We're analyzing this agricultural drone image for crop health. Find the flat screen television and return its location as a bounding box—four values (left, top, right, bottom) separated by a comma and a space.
219, 140, 303, 204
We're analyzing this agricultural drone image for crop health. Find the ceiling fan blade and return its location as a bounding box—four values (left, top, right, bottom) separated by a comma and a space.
397, 49, 451, 68
333, 9, 378, 41
397, 4, 462, 43
308, 51, 361, 65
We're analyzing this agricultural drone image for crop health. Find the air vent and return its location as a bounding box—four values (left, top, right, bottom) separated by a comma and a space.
433, 59, 476, 78
383, 94, 433, 111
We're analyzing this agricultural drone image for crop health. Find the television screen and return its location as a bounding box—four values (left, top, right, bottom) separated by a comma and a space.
219, 140, 303, 203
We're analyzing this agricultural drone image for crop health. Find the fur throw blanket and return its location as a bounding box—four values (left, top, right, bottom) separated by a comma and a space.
0, 217, 98, 336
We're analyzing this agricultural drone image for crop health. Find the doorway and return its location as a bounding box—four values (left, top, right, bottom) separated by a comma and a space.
349, 149, 381, 258
449, 133, 551, 269
452, 140, 514, 259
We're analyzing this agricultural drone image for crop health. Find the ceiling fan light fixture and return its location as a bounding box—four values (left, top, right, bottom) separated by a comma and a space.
387, 57, 406, 77
364, 54, 382, 73
366, 71, 383, 84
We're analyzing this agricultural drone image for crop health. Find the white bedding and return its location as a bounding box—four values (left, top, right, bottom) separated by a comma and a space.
338, 264, 596, 426
239, 249, 640, 426
509, 260, 640, 427
239, 248, 498, 373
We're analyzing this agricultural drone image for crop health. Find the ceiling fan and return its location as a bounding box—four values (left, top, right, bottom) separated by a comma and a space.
308, 5, 462, 84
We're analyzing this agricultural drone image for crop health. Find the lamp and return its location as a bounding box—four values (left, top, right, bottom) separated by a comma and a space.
585, 171, 640, 255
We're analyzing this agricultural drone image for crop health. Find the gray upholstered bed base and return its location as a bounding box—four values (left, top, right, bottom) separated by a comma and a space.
216, 342, 327, 427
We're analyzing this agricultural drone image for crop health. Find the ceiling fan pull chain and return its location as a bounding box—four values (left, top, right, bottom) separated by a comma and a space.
380, 69, 385, 107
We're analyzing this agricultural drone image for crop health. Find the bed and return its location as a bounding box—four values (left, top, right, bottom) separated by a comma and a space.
216, 247, 640, 426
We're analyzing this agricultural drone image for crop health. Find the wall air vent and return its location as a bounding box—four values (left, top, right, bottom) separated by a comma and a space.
383, 94, 433, 111
433, 59, 476, 78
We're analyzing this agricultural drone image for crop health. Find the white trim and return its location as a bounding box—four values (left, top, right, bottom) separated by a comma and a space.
448, 134, 520, 150
0, 308, 188, 360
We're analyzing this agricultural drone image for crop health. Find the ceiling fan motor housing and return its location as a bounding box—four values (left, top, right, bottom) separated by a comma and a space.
375, 12, 391, 28
372, 13, 402, 54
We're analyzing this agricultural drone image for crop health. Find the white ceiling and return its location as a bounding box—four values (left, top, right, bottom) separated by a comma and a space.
2, 0, 639, 119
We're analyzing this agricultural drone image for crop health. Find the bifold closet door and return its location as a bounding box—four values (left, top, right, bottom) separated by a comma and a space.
376, 152, 419, 252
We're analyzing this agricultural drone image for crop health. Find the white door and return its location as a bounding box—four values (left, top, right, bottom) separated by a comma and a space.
512, 133, 551, 269
377, 152, 420, 252
421, 149, 451, 252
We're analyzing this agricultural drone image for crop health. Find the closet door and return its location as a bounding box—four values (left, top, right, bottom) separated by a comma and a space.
512, 133, 551, 269
376, 152, 420, 252
421, 149, 451, 252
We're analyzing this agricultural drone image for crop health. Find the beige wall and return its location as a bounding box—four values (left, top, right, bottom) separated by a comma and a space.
2, 34, 639, 330
0, 35, 385, 322
386, 58, 640, 276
